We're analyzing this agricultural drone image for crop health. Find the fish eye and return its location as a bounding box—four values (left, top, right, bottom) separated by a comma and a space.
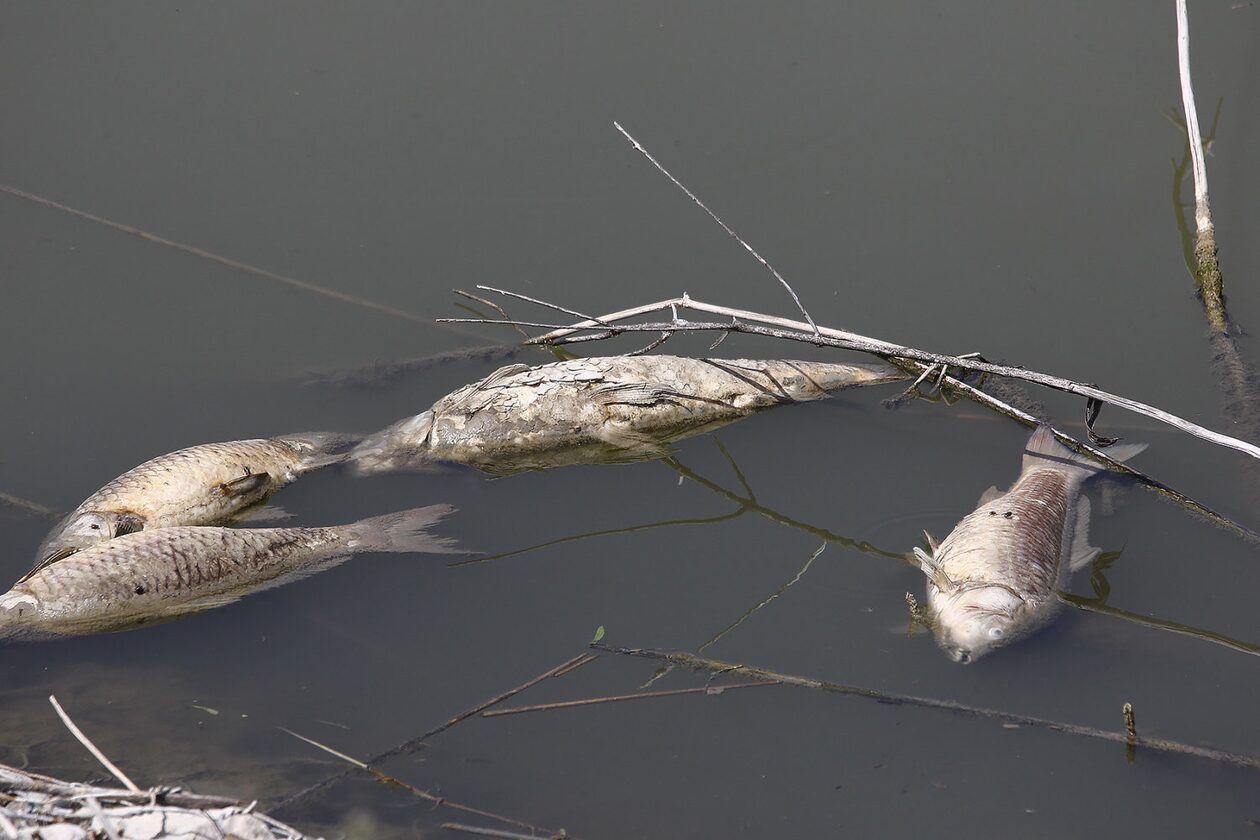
987, 626, 1005, 640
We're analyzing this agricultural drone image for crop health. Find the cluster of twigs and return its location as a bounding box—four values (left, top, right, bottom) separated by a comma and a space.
1, 697, 313, 840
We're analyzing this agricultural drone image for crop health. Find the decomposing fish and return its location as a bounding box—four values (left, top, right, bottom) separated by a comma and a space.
914, 427, 1146, 663
350, 355, 908, 475
32, 433, 360, 572
0, 505, 457, 639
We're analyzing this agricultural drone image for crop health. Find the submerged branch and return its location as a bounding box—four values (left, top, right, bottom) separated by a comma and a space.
592, 643, 1260, 771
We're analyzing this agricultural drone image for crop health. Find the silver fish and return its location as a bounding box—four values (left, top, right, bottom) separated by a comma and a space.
32, 433, 359, 572
351, 356, 907, 475
1, 505, 457, 639
915, 427, 1145, 663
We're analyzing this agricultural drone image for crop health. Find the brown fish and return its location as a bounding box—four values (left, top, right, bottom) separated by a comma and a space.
32, 433, 359, 572
915, 427, 1145, 663
2, 506, 457, 639
351, 355, 907, 475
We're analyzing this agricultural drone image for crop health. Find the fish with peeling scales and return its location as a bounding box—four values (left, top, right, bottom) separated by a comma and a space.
32, 433, 359, 572
915, 427, 1145, 663
2, 505, 458, 639
351, 355, 908, 475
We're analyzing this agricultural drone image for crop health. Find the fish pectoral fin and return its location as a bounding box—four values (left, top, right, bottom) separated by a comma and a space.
912, 546, 956, 591
594, 382, 695, 409
216, 472, 272, 499
976, 485, 1004, 506
1068, 495, 1102, 571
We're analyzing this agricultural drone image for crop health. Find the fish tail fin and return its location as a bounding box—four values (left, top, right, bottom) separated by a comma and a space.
278, 432, 366, 470
342, 504, 464, 554
349, 411, 436, 476
1022, 426, 1147, 480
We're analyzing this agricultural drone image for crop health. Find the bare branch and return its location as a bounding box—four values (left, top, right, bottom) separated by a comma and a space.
613, 123, 821, 339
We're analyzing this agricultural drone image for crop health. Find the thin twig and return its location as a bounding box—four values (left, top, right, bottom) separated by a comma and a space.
697, 543, 827, 654
275, 653, 596, 811
48, 695, 140, 793
279, 729, 556, 835
482, 680, 776, 718
591, 644, 1260, 771
0, 182, 476, 335
442, 823, 565, 840
0, 491, 61, 520
612, 122, 820, 339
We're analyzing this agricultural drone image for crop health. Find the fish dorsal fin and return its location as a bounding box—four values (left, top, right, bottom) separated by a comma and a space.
976, 485, 1004, 506
1068, 495, 1101, 571
922, 530, 940, 552
912, 546, 956, 592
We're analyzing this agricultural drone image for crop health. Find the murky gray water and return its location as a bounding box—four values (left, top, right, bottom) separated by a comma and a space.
3, 3, 1260, 837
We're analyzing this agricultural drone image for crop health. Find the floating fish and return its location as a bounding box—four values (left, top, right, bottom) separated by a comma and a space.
1, 506, 457, 639
32, 433, 359, 572
914, 427, 1145, 663
351, 356, 907, 475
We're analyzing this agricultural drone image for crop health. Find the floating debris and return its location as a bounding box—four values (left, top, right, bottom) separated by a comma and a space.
32, 434, 361, 572
913, 427, 1145, 663
350, 355, 907, 475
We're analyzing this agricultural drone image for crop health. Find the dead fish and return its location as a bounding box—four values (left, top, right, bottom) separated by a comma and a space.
351, 356, 907, 475
1, 505, 457, 639
31, 433, 360, 573
914, 427, 1145, 663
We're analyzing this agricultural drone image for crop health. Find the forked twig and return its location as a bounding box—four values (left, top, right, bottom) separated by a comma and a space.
613, 122, 821, 340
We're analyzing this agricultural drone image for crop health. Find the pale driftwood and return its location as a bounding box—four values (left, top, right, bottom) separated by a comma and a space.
591, 643, 1260, 771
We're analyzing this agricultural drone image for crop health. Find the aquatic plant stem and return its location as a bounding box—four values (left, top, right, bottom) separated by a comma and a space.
591, 643, 1260, 771
1176, 0, 1226, 332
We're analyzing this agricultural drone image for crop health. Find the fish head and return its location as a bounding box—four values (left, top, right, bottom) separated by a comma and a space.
929, 585, 1027, 664
0, 589, 41, 626
38, 511, 143, 564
